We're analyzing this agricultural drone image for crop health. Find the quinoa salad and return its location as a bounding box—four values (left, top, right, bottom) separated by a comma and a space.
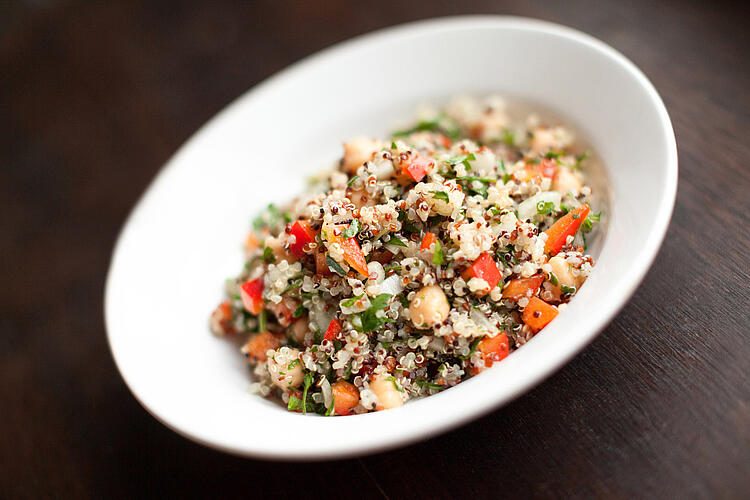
210, 96, 601, 416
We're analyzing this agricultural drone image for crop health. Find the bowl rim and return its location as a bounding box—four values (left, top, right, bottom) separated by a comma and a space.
104, 15, 678, 460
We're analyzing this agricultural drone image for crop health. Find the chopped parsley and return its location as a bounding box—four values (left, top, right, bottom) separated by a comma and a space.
502, 128, 515, 146
347, 175, 359, 187
536, 200, 556, 215
430, 191, 450, 202
416, 379, 445, 391
341, 219, 360, 239
388, 236, 408, 247
361, 293, 393, 332
581, 212, 601, 233
572, 152, 589, 170
549, 272, 560, 287
292, 304, 307, 318
458, 338, 481, 360
561, 284, 576, 295
433, 239, 445, 266
262, 246, 276, 264
287, 395, 303, 411
326, 255, 347, 276
301, 371, 314, 415
444, 153, 476, 169
386, 376, 405, 393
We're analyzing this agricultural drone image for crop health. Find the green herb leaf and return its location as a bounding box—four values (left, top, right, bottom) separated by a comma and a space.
341, 219, 360, 239
388, 236, 407, 247
433, 239, 445, 266
302, 372, 314, 415
561, 284, 576, 295
325, 395, 336, 416
458, 338, 481, 360
503, 172, 512, 184
287, 395, 303, 411
549, 272, 560, 287
347, 175, 359, 187
430, 191, 450, 202
390, 141, 397, 150
416, 378, 446, 391
386, 376, 405, 393
573, 152, 589, 170
502, 128, 515, 146
581, 212, 601, 233
456, 176, 497, 183
536, 200, 556, 215
326, 255, 347, 276
292, 304, 307, 318
288, 359, 300, 369
361, 293, 393, 332
262, 246, 276, 264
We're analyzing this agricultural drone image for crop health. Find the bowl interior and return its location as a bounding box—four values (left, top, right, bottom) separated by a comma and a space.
106, 17, 676, 459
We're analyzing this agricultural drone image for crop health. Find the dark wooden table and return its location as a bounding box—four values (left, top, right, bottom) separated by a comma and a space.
2, 0, 749, 498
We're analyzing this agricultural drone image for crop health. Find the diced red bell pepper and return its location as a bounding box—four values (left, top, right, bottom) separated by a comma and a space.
403, 155, 432, 182
522, 297, 559, 332
289, 220, 318, 259
324, 318, 342, 341
462, 252, 502, 292
420, 232, 437, 251
544, 204, 590, 255
501, 275, 545, 301
478, 332, 510, 367
240, 278, 264, 315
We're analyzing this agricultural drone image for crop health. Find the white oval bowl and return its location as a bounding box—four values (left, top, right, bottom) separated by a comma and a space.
105, 16, 677, 460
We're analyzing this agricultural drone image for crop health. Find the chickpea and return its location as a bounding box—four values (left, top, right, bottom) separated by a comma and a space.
331, 380, 360, 415
552, 165, 582, 194
288, 317, 309, 345
409, 285, 450, 328
342, 137, 381, 174
548, 255, 586, 300
369, 374, 404, 410
267, 347, 303, 390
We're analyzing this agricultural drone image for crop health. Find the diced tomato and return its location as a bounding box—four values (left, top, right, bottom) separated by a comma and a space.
403, 155, 431, 182
478, 332, 510, 367
501, 275, 545, 301
420, 232, 437, 251
324, 318, 342, 341
522, 297, 559, 332
438, 134, 452, 149
462, 252, 502, 292
544, 204, 590, 255
240, 278, 264, 315
332, 380, 360, 416
289, 220, 318, 259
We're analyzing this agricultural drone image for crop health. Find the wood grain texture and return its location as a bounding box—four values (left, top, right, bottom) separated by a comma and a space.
2, 0, 748, 498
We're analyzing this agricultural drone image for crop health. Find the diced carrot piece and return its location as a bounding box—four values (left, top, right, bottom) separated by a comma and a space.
240, 278, 264, 315
332, 380, 360, 416
462, 252, 502, 292
522, 297, 559, 332
501, 275, 545, 301
403, 155, 431, 182
420, 232, 437, 251
544, 204, 590, 255
324, 318, 342, 341
289, 220, 318, 259
241, 331, 280, 362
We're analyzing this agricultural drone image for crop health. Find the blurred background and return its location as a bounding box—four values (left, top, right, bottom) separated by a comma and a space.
2, 1, 748, 498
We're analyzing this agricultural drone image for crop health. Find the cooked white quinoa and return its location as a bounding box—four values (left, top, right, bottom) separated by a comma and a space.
210, 96, 600, 415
